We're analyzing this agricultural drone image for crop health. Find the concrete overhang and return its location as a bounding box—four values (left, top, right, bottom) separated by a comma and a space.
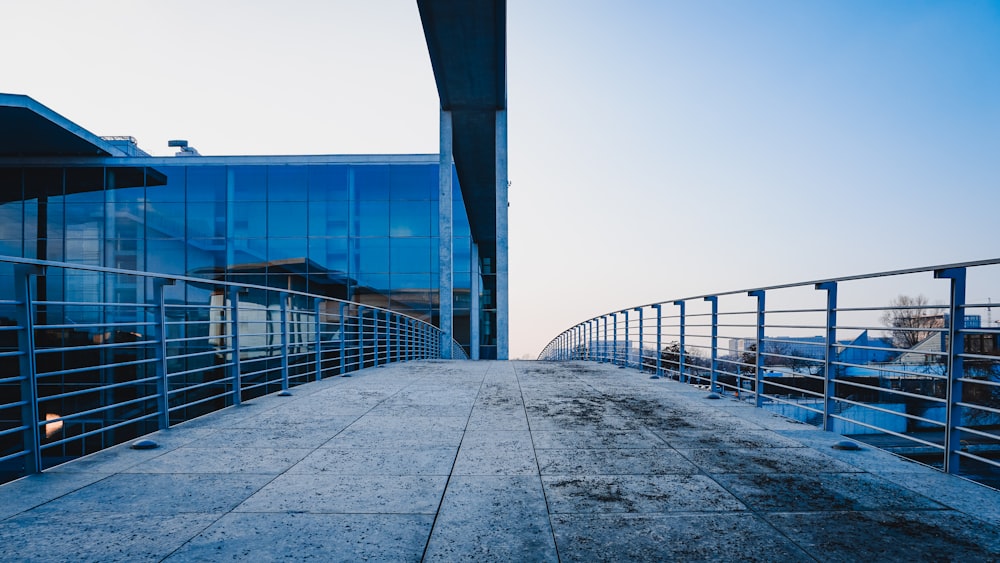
0, 94, 127, 157
417, 0, 506, 250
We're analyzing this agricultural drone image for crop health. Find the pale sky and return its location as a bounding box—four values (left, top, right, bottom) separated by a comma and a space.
2, 0, 999, 359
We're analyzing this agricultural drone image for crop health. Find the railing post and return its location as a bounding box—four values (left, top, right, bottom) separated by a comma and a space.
279, 292, 290, 392
612, 313, 618, 366
815, 283, 838, 429
384, 310, 391, 364
675, 300, 686, 382
358, 306, 366, 368
338, 302, 346, 375
228, 286, 242, 406
314, 298, 323, 381
602, 316, 608, 363
623, 310, 630, 367
749, 290, 766, 408
936, 267, 967, 474
14, 265, 42, 474
635, 307, 644, 370
153, 278, 174, 429
704, 296, 719, 392
653, 304, 662, 376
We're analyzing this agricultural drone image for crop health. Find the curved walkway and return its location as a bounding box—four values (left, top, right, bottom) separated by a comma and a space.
2, 360, 1000, 561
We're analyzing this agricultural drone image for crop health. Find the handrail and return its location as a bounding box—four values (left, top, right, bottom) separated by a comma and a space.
0, 255, 465, 484
539, 258, 1000, 488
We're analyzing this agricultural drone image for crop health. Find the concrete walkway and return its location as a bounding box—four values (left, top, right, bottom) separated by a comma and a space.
3, 360, 1000, 562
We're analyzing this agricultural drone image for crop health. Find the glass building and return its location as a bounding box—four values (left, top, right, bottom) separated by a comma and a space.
0, 92, 503, 359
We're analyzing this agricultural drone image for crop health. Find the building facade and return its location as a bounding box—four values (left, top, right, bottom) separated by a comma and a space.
0, 95, 500, 358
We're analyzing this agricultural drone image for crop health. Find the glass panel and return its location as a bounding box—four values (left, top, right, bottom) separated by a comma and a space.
390, 200, 431, 237
64, 202, 103, 239
268, 165, 307, 201
186, 202, 226, 239
107, 202, 143, 239
308, 200, 349, 237
232, 201, 267, 239
353, 165, 389, 201
355, 200, 389, 237
453, 180, 471, 238
390, 273, 432, 291
232, 166, 267, 201
308, 165, 349, 201
145, 167, 185, 202
186, 239, 226, 277
145, 202, 186, 239
390, 164, 436, 200
146, 239, 187, 276
268, 202, 308, 238
185, 166, 226, 202
267, 238, 308, 263
390, 237, 430, 274
107, 166, 146, 203
65, 168, 104, 203
357, 238, 389, 273
454, 237, 471, 273
308, 237, 349, 274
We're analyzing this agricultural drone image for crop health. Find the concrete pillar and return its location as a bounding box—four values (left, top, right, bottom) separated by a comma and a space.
439, 110, 454, 358
470, 243, 481, 360
495, 109, 509, 360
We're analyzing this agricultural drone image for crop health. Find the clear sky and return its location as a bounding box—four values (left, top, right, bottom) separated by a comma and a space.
2, 0, 999, 359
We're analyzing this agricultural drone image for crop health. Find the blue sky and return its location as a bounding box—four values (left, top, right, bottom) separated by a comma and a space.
2, 1, 998, 358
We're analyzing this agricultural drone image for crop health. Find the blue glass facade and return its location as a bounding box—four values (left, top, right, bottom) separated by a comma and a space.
0, 157, 478, 353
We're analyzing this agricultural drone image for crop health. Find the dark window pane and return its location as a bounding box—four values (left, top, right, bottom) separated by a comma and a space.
268, 202, 308, 238
355, 200, 389, 237
390, 164, 436, 200
390, 200, 431, 237
267, 238, 308, 263
232, 166, 267, 201
308, 200, 349, 237
107, 166, 146, 202
146, 167, 185, 202
145, 202, 186, 239
65, 168, 105, 203
390, 237, 430, 273
268, 166, 308, 201
23, 167, 62, 198
357, 238, 389, 273
186, 202, 226, 238
232, 201, 267, 239
308, 237, 349, 274
308, 165, 349, 201
353, 165, 389, 200
186, 166, 227, 202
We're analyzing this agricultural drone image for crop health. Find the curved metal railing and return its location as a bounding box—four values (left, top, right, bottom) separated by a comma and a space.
539, 258, 1000, 487
0, 256, 465, 484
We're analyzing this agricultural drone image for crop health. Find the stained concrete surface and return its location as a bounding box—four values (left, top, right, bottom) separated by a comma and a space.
3, 360, 1000, 562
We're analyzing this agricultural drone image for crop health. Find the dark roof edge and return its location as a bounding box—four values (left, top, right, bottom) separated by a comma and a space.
0, 93, 126, 157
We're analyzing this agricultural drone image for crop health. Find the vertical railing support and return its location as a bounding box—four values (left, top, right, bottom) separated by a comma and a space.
602, 316, 608, 363
623, 310, 630, 367
152, 278, 175, 429
15, 265, 43, 474
635, 307, 644, 371
936, 267, 967, 474
338, 302, 347, 375
653, 304, 662, 377
612, 313, 619, 366
314, 299, 323, 381
705, 296, 719, 392
749, 290, 766, 408
279, 292, 290, 393
816, 282, 838, 429
675, 300, 687, 382
384, 310, 391, 364
228, 286, 242, 406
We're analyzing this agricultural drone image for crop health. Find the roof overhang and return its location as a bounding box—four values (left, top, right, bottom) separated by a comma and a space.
0, 94, 125, 157
417, 0, 506, 249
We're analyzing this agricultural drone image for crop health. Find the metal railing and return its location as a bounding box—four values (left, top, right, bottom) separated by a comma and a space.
539, 258, 1000, 487
0, 256, 465, 484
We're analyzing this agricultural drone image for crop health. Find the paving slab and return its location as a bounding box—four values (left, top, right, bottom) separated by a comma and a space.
3, 359, 1000, 562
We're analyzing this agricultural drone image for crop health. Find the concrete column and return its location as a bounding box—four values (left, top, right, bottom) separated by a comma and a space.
470, 243, 481, 360
439, 110, 454, 359
496, 109, 509, 360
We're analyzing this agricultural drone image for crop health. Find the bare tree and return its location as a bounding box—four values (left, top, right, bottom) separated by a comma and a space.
880, 294, 944, 349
